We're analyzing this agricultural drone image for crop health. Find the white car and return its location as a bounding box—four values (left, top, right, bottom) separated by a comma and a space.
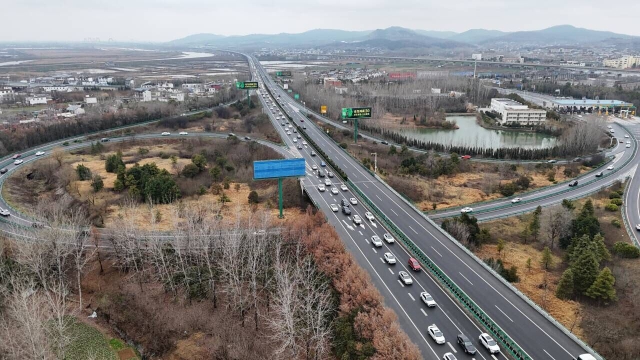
365, 212, 375, 222
352, 215, 362, 225
626, 141, 631, 144
318, 184, 326, 192
371, 235, 383, 247
420, 292, 437, 307
636, 224, 640, 231
607, 165, 614, 170
330, 204, 339, 212
324, 179, 332, 186
350, 198, 358, 205
383, 233, 395, 244
302, 141, 307, 145
0, 208, 10, 217
179, 131, 188, 135
627, 144, 632, 148
398, 271, 413, 285
340, 184, 348, 191
625, 134, 630, 138
293, 138, 298, 143
297, 135, 301, 139
460, 207, 473, 213
331, 187, 339, 195
286, 131, 291, 135
428, 324, 445, 344
479, 333, 500, 354
442, 353, 457, 360
161, 132, 170, 136
13, 159, 23, 165
35, 151, 45, 156
511, 197, 522, 203
312, 164, 318, 170
383, 252, 396, 264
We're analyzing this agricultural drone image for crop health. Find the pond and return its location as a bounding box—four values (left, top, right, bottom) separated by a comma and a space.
396, 115, 558, 149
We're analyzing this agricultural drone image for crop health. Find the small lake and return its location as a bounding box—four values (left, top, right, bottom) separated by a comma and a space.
396, 115, 558, 149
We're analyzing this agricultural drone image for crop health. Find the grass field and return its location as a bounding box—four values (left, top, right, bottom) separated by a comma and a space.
65, 318, 118, 360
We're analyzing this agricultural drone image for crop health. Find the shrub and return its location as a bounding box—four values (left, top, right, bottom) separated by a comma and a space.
63, 141, 69, 146
138, 147, 149, 155
340, 142, 348, 149
499, 182, 518, 197
105, 152, 125, 173
612, 242, 640, 258
609, 192, 622, 199
248, 190, 259, 204
91, 174, 104, 192
611, 219, 621, 228
182, 163, 200, 178
76, 164, 92, 181
610, 198, 623, 206
546, 171, 555, 182
605, 203, 619, 212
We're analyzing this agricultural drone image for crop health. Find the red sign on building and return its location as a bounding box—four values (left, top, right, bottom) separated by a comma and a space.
388, 72, 417, 80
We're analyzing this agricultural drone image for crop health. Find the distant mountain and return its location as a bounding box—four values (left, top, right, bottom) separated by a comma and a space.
167, 29, 370, 48
450, 29, 507, 43
486, 25, 635, 44
168, 33, 226, 45
319, 26, 468, 50
413, 29, 458, 39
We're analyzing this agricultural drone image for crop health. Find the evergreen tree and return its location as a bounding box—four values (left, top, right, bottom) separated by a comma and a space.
572, 252, 600, 295
555, 268, 574, 299
572, 199, 600, 239
586, 267, 617, 303
75, 164, 92, 181
91, 174, 104, 192
529, 206, 541, 242
593, 234, 611, 263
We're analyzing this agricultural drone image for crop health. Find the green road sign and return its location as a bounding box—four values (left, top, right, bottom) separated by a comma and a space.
294, 94, 300, 100
287, 89, 293, 93
276, 71, 292, 76
236, 81, 259, 89
341, 107, 371, 119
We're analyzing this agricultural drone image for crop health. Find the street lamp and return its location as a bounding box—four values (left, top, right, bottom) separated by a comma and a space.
371, 152, 377, 173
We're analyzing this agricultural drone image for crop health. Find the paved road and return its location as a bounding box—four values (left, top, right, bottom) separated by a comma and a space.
430, 122, 637, 222
250, 56, 599, 360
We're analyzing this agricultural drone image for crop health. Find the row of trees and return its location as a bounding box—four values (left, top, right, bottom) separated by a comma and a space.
359, 119, 606, 160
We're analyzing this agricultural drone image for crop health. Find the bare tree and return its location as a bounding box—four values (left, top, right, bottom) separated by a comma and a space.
540, 205, 574, 248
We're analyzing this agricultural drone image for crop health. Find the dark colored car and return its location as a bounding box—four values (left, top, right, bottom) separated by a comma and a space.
408, 257, 421, 271
568, 180, 579, 187
456, 334, 477, 355
318, 170, 325, 178
341, 199, 350, 207
0, 168, 7, 174
595, 172, 603, 177
381, 141, 389, 145
342, 206, 351, 215
12, 154, 21, 159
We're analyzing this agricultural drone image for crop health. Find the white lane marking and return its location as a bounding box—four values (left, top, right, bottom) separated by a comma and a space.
372, 248, 377, 254
398, 280, 405, 287
380, 257, 385, 264
358, 231, 363, 236
420, 308, 428, 317
362, 182, 369, 188
371, 222, 377, 228
543, 349, 557, 360
376, 194, 382, 201
431, 246, 443, 257
360, 224, 366, 229
409, 225, 418, 234
341, 220, 354, 231
459, 272, 474, 286
408, 293, 415, 301
389, 268, 394, 275
495, 305, 514, 322
365, 238, 370, 244
390, 208, 399, 216
491, 355, 499, 360
447, 342, 457, 353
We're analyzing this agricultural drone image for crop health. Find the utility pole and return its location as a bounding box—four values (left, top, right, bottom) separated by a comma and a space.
371, 152, 377, 173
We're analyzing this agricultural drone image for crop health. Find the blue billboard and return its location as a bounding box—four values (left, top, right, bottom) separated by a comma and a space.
253, 158, 306, 180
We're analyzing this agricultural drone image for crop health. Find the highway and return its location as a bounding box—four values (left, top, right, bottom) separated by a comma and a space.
250, 55, 601, 360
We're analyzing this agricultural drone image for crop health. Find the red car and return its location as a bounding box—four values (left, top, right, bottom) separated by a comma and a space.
461, 155, 471, 160
408, 257, 421, 271
12, 154, 21, 159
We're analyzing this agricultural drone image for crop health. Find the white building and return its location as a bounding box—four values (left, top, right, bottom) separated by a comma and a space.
169, 93, 185, 102
431, 88, 441, 94
84, 96, 97, 104
472, 54, 482, 61
158, 82, 174, 89
490, 98, 547, 125
43, 85, 69, 92
603, 55, 640, 69
0, 87, 13, 99
67, 104, 85, 115
334, 87, 348, 94
26, 96, 48, 105
142, 90, 152, 102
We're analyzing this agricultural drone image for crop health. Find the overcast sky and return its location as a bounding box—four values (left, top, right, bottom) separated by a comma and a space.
3, 0, 639, 42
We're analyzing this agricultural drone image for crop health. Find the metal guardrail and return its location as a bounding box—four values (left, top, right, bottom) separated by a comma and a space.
619, 178, 640, 249
346, 178, 532, 360
375, 172, 605, 359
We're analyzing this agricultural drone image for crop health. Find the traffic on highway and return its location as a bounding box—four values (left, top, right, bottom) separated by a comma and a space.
248, 55, 599, 360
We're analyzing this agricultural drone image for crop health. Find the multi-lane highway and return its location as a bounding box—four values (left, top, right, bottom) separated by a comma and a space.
249, 55, 601, 360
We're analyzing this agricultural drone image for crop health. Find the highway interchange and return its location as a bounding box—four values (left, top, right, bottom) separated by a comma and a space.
248, 56, 606, 360
0, 53, 637, 360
